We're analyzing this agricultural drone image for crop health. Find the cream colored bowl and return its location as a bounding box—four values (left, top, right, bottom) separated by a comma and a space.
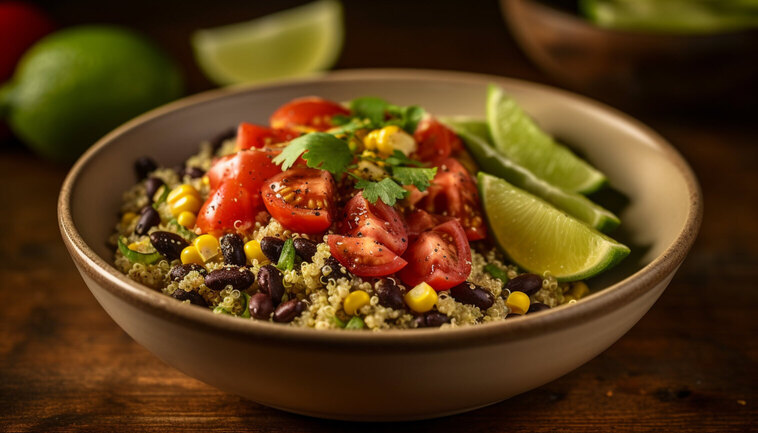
59, 69, 701, 421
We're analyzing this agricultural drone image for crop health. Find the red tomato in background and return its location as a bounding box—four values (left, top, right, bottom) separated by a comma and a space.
398, 220, 472, 291
261, 167, 335, 234
236, 122, 298, 151
327, 235, 407, 277
0, 2, 54, 81
412, 117, 463, 165
418, 157, 486, 241
339, 193, 408, 256
270, 97, 349, 132
199, 149, 282, 234
404, 209, 451, 240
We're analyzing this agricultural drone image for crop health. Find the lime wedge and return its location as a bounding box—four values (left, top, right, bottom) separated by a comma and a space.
191, 0, 343, 85
487, 85, 607, 194
452, 128, 619, 232
439, 116, 491, 142
478, 172, 629, 281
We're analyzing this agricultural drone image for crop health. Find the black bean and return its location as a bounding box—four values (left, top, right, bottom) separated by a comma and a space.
184, 166, 205, 179
249, 292, 274, 320
171, 289, 208, 307
134, 156, 158, 180
412, 315, 426, 328
204, 266, 254, 291
149, 231, 189, 261
376, 278, 405, 310
169, 263, 207, 282
449, 282, 495, 310
257, 264, 285, 306
220, 233, 246, 266
135, 206, 161, 235
320, 256, 350, 283
293, 238, 318, 262
260, 237, 285, 262
210, 128, 236, 154
423, 311, 451, 328
527, 302, 550, 314
505, 273, 543, 296
144, 177, 165, 203
273, 299, 306, 323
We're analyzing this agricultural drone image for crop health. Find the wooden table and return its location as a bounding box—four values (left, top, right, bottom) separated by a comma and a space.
2, 1, 755, 431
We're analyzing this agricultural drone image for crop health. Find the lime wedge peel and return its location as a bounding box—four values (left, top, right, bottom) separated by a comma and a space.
192, 0, 344, 86
478, 172, 629, 282
486, 85, 607, 195
451, 127, 620, 232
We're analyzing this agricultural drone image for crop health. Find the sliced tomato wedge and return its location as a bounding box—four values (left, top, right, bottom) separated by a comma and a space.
418, 157, 486, 241
340, 193, 408, 256
236, 122, 298, 151
270, 97, 349, 132
199, 149, 282, 234
327, 235, 407, 277
404, 209, 452, 240
398, 219, 472, 291
196, 181, 259, 235
412, 117, 463, 165
262, 167, 336, 234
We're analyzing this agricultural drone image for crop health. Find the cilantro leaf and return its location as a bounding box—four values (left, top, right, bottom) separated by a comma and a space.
272, 132, 353, 175
354, 178, 408, 206
387, 105, 425, 134
383, 150, 423, 167
391, 166, 437, 191
350, 97, 389, 125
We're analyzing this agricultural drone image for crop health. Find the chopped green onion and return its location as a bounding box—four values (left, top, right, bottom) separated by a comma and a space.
277, 238, 296, 271
331, 315, 347, 328
168, 218, 197, 241
117, 237, 163, 264
240, 293, 251, 319
484, 264, 509, 284
152, 185, 169, 209
345, 316, 365, 330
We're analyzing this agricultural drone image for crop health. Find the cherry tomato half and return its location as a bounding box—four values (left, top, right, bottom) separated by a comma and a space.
196, 181, 259, 235
418, 157, 486, 241
412, 117, 463, 165
236, 122, 298, 151
398, 219, 472, 291
340, 192, 408, 256
327, 235, 408, 277
261, 167, 336, 234
269, 97, 349, 132
404, 209, 451, 240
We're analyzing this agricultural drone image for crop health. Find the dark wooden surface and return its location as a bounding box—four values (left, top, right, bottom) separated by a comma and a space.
2, 1, 756, 431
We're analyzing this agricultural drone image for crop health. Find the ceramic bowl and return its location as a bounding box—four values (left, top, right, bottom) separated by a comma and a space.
501, 0, 758, 110
58, 69, 701, 421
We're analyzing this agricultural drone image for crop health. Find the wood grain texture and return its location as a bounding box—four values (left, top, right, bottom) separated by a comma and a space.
1, 1, 755, 431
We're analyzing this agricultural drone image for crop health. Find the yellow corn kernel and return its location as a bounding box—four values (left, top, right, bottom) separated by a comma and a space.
127, 242, 140, 251
170, 194, 202, 217
181, 246, 204, 265
364, 125, 416, 156
193, 234, 219, 261
176, 211, 197, 229
201, 176, 210, 186
244, 240, 268, 265
404, 282, 438, 313
506, 291, 531, 315
343, 290, 370, 316
121, 211, 138, 226
167, 184, 200, 205
570, 281, 590, 300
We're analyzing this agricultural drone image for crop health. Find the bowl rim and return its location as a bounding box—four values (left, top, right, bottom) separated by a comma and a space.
58, 68, 702, 350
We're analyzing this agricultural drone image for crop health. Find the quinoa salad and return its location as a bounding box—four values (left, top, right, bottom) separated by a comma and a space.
112, 91, 626, 330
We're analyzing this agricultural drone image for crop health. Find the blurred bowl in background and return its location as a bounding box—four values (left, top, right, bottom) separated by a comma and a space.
501, 0, 758, 111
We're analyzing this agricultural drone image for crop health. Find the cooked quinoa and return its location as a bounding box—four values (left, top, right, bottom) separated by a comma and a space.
111, 135, 581, 331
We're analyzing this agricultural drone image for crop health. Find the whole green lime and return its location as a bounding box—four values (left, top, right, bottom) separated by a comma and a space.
0, 25, 183, 161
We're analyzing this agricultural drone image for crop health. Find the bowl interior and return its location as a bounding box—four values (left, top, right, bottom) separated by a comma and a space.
67, 71, 694, 296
